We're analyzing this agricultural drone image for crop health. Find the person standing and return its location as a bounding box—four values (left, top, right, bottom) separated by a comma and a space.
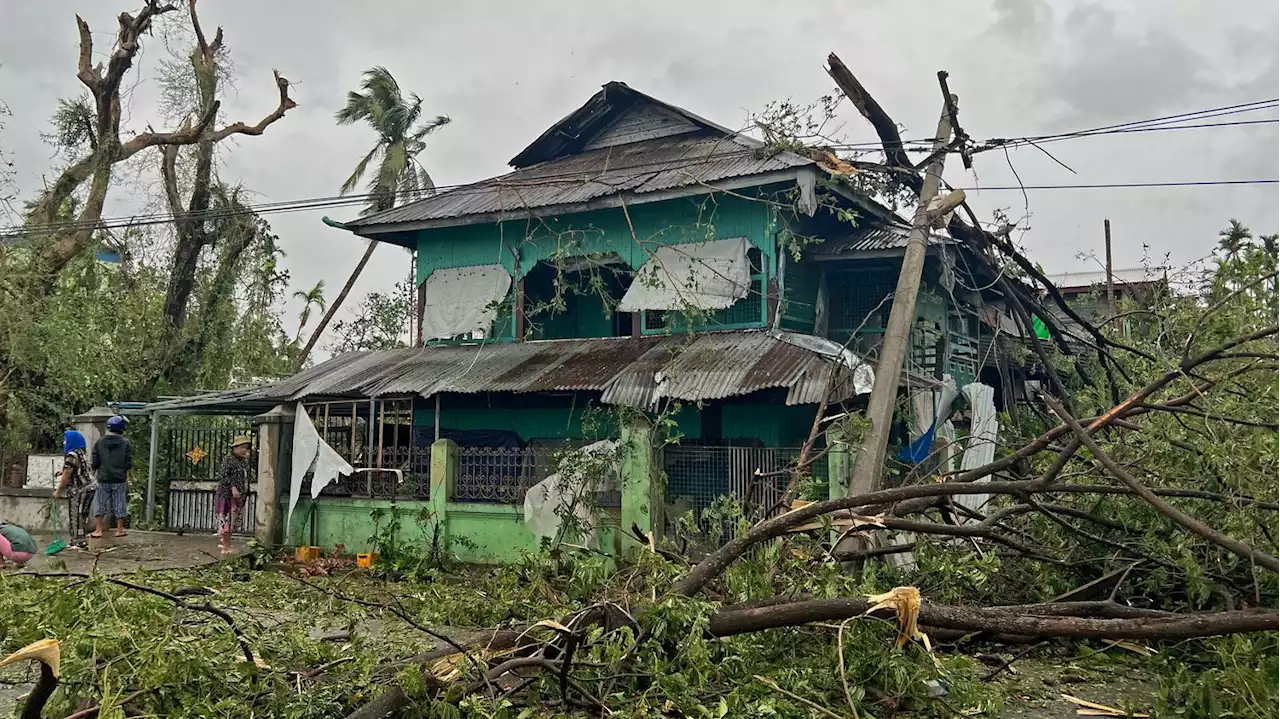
90, 415, 132, 538
53, 424, 95, 543
213, 436, 252, 555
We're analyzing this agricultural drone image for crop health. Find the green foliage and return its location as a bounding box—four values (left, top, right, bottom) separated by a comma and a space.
328, 280, 413, 353
367, 505, 477, 581
0, 197, 297, 451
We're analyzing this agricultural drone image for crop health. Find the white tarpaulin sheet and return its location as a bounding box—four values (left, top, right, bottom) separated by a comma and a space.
286, 403, 355, 535
955, 382, 999, 515
523, 440, 619, 546
420, 265, 512, 341
617, 237, 751, 312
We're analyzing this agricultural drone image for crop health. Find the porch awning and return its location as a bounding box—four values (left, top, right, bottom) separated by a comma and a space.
617, 237, 752, 312
420, 265, 512, 341
141, 329, 879, 414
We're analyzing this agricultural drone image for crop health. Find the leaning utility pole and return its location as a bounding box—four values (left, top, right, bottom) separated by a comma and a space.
847, 81, 961, 497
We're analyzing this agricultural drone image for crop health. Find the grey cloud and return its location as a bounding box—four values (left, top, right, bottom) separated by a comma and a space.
1038, 4, 1212, 125
1, 0, 1275, 361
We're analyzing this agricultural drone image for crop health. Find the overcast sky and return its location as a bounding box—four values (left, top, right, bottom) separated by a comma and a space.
2, 0, 1276, 355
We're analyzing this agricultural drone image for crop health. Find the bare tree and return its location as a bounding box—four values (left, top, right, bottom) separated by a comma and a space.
153, 0, 296, 385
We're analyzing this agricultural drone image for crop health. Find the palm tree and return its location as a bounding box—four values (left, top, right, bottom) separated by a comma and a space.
1217, 219, 1252, 259
295, 67, 449, 369
292, 280, 327, 342
337, 66, 451, 215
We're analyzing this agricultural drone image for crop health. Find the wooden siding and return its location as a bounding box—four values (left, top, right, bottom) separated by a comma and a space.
583, 103, 699, 151
413, 191, 785, 343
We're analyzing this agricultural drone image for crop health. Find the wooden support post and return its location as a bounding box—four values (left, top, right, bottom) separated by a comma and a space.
433, 393, 441, 442
848, 84, 957, 497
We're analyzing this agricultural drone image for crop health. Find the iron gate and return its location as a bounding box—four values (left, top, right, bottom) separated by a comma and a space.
159, 422, 256, 535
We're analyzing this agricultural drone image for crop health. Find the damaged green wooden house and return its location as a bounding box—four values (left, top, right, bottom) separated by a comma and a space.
147, 82, 1020, 562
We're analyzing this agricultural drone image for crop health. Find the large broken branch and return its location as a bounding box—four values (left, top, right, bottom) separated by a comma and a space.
707, 597, 1278, 639
1043, 394, 1279, 573
825, 53, 917, 184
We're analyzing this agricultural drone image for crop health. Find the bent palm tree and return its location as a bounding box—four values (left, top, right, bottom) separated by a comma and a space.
296, 67, 449, 368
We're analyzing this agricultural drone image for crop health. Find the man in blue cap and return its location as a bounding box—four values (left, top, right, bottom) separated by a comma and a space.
90, 415, 132, 538
53, 422, 95, 542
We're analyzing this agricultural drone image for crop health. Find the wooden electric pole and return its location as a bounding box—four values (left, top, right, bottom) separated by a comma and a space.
847, 90, 959, 498
1104, 218, 1116, 317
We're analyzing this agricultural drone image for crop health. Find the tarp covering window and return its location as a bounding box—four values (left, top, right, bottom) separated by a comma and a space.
420, 265, 513, 341
617, 237, 752, 312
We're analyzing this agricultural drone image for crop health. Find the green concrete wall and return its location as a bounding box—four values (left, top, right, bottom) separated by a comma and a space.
287, 428, 643, 564
720, 403, 817, 446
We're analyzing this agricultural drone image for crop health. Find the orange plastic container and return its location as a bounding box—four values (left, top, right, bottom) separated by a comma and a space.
356, 552, 378, 569
295, 545, 321, 562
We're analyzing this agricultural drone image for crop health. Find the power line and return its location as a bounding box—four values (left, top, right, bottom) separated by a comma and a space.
828, 98, 1279, 151
956, 179, 1278, 191
3, 100, 1277, 237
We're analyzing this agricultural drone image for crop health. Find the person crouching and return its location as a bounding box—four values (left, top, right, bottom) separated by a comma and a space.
0, 520, 37, 568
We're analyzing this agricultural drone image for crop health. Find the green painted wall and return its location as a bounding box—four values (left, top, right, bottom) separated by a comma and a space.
778, 253, 820, 333
413, 191, 787, 343
285, 498, 620, 563
720, 403, 817, 446
412, 405, 613, 441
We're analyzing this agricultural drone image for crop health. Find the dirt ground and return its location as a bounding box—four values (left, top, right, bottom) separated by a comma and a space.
16, 529, 248, 574
996, 656, 1159, 718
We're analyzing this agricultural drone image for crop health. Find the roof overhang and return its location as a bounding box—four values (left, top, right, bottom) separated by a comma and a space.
347, 169, 810, 240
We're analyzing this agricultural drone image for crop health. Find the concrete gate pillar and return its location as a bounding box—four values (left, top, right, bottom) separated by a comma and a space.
253, 404, 293, 545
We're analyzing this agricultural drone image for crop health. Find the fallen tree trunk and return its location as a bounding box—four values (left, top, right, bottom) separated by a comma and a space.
708, 598, 1279, 640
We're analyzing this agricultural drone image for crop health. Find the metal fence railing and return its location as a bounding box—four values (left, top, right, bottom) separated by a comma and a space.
167, 488, 257, 535
662, 445, 808, 537
455, 445, 559, 504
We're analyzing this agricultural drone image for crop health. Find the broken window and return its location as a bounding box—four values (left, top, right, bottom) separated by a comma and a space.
419, 265, 513, 342
522, 254, 634, 340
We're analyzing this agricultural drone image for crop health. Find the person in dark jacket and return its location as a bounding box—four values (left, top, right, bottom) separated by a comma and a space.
91, 415, 133, 538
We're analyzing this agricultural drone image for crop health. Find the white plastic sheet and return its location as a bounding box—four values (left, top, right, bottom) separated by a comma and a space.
955, 382, 999, 515
523, 440, 619, 546
310, 438, 355, 500
285, 403, 354, 535
420, 265, 513, 341
617, 237, 751, 312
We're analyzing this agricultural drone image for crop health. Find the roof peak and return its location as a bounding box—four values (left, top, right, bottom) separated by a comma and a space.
508, 81, 751, 168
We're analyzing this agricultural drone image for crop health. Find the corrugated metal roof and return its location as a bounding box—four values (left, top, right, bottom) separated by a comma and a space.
346, 132, 810, 230
811, 225, 953, 256
144, 330, 876, 413
1044, 268, 1167, 290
